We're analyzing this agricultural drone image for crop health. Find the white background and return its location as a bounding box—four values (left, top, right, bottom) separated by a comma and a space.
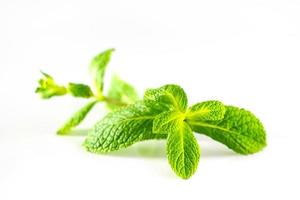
1, 0, 300, 199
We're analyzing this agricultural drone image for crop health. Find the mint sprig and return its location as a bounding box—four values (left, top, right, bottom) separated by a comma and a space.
35, 49, 138, 135
36, 48, 267, 179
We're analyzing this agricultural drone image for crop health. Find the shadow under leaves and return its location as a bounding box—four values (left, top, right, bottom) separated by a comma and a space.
65, 129, 239, 159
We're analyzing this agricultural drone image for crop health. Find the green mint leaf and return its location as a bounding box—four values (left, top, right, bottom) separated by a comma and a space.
83, 101, 164, 153
187, 106, 267, 154
35, 71, 67, 99
153, 110, 184, 133
152, 109, 200, 179
89, 49, 115, 95
166, 120, 200, 179
186, 100, 225, 121
144, 84, 188, 112
57, 100, 98, 135
106, 75, 139, 110
68, 83, 94, 98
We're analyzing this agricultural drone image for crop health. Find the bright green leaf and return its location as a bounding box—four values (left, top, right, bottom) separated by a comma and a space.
89, 49, 115, 95
68, 83, 94, 98
167, 120, 200, 179
106, 75, 139, 110
144, 84, 188, 112
187, 106, 267, 154
83, 101, 165, 153
153, 110, 184, 133
57, 100, 98, 135
35, 71, 67, 99
186, 100, 225, 121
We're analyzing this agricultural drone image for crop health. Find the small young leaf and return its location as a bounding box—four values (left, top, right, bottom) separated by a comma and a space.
186, 100, 225, 121
35, 71, 67, 99
144, 84, 188, 112
89, 49, 115, 95
106, 75, 139, 110
153, 110, 183, 133
57, 100, 98, 135
83, 101, 165, 153
68, 83, 94, 98
167, 120, 200, 179
187, 106, 267, 154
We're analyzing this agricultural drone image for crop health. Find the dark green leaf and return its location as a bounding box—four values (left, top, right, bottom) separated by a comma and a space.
68, 83, 94, 98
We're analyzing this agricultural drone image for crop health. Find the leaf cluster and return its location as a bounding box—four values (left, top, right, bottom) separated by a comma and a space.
36, 49, 267, 179
36, 49, 138, 135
